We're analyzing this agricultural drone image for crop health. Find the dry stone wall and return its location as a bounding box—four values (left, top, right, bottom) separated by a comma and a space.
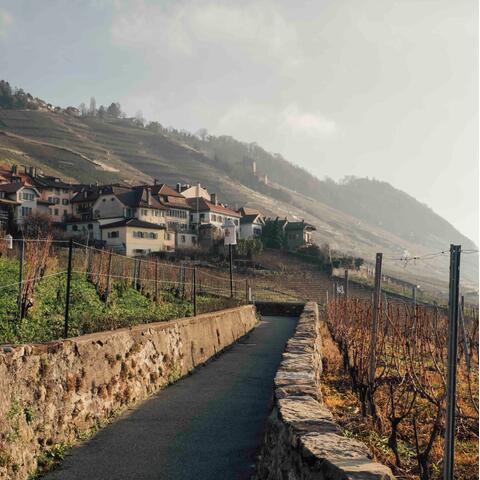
254, 302, 394, 480
0, 305, 258, 480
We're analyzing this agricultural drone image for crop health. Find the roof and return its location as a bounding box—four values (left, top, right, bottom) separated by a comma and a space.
239, 207, 262, 216
285, 221, 316, 231
150, 183, 184, 198
186, 197, 241, 217
29, 175, 73, 190
0, 182, 25, 193
240, 213, 265, 225
115, 187, 166, 210
0, 198, 20, 206
71, 184, 130, 203
0, 182, 40, 196
100, 218, 166, 230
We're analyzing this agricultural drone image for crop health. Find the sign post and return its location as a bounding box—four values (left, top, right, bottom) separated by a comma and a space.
223, 219, 237, 298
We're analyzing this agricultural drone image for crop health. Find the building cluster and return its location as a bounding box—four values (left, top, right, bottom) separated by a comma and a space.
0, 165, 315, 256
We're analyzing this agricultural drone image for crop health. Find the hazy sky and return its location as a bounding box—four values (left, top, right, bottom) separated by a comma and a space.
1, 0, 478, 243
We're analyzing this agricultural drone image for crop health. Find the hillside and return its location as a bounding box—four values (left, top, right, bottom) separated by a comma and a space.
0, 97, 477, 296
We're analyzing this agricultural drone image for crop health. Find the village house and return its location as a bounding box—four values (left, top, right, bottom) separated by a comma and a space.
284, 221, 316, 250
100, 218, 167, 256
239, 212, 264, 240
0, 182, 44, 226
23, 167, 75, 223
151, 182, 197, 250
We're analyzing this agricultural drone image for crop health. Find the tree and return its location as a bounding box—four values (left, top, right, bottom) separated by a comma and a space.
97, 105, 106, 119
89, 96, 97, 116
196, 128, 209, 141
107, 102, 122, 118
134, 110, 145, 127
79, 102, 88, 116
261, 220, 285, 249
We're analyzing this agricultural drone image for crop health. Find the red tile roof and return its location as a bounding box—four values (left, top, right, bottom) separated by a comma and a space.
186, 197, 240, 217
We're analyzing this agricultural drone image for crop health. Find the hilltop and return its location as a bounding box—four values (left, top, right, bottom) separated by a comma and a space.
0, 83, 477, 296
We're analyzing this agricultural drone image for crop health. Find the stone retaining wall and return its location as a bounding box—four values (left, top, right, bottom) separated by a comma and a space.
0, 305, 258, 480
254, 302, 394, 480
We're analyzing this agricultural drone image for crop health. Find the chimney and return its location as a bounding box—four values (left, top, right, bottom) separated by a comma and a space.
176, 183, 182, 193
210, 193, 218, 205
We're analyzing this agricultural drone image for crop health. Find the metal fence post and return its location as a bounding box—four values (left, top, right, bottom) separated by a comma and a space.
193, 265, 197, 316
64, 238, 74, 338
229, 244, 233, 298
17, 237, 24, 320
104, 249, 113, 303
155, 258, 159, 303
443, 244, 461, 480
368, 253, 382, 385
459, 295, 470, 371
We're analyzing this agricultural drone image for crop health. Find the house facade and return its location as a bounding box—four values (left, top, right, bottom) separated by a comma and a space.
239, 213, 264, 240
0, 183, 42, 226
100, 219, 167, 256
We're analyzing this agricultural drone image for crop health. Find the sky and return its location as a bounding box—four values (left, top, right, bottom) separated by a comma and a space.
0, 0, 478, 243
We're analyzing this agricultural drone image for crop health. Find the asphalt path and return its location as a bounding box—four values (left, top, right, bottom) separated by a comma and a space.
44, 315, 297, 480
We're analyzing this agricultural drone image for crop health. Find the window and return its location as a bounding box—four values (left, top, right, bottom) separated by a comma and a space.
22, 192, 35, 201
54, 208, 59, 216
94, 209, 100, 218
63, 210, 68, 216
211, 214, 216, 222
234, 219, 239, 226
166, 233, 171, 240
142, 209, 148, 216
72, 225, 78, 232
148, 232, 158, 239
87, 224, 93, 230
21, 206, 32, 216
181, 235, 186, 243
62, 198, 69, 205
108, 231, 119, 238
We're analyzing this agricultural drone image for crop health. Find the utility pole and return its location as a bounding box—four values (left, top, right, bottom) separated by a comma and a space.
443, 244, 461, 480
368, 253, 382, 385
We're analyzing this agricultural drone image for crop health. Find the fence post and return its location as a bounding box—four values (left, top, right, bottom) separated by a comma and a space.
136, 259, 142, 291
443, 244, 461, 480
132, 258, 137, 289
155, 258, 159, 303
193, 265, 197, 316
17, 237, 24, 320
104, 249, 113, 303
343, 269, 349, 321
245, 279, 249, 304
368, 253, 382, 385
325, 289, 328, 304
229, 244, 234, 298
459, 295, 470, 371
64, 238, 74, 338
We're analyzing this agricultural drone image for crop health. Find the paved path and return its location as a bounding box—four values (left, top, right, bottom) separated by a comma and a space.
45, 316, 297, 480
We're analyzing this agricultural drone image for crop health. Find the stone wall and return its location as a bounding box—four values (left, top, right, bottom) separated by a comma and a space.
0, 305, 258, 480
254, 302, 394, 480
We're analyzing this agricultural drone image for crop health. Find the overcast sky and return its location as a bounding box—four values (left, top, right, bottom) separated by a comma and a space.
1, 0, 478, 243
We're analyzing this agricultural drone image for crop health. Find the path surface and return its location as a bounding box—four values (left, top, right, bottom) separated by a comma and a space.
45, 316, 297, 480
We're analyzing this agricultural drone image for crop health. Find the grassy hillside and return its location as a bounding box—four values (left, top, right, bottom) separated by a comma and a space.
0, 106, 477, 296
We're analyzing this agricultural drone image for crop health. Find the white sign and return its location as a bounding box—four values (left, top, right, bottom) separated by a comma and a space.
223, 219, 237, 246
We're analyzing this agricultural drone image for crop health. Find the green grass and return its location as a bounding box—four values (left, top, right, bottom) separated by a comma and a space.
0, 257, 228, 344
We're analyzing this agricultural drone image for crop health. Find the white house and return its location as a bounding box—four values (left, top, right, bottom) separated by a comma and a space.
239, 213, 264, 240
